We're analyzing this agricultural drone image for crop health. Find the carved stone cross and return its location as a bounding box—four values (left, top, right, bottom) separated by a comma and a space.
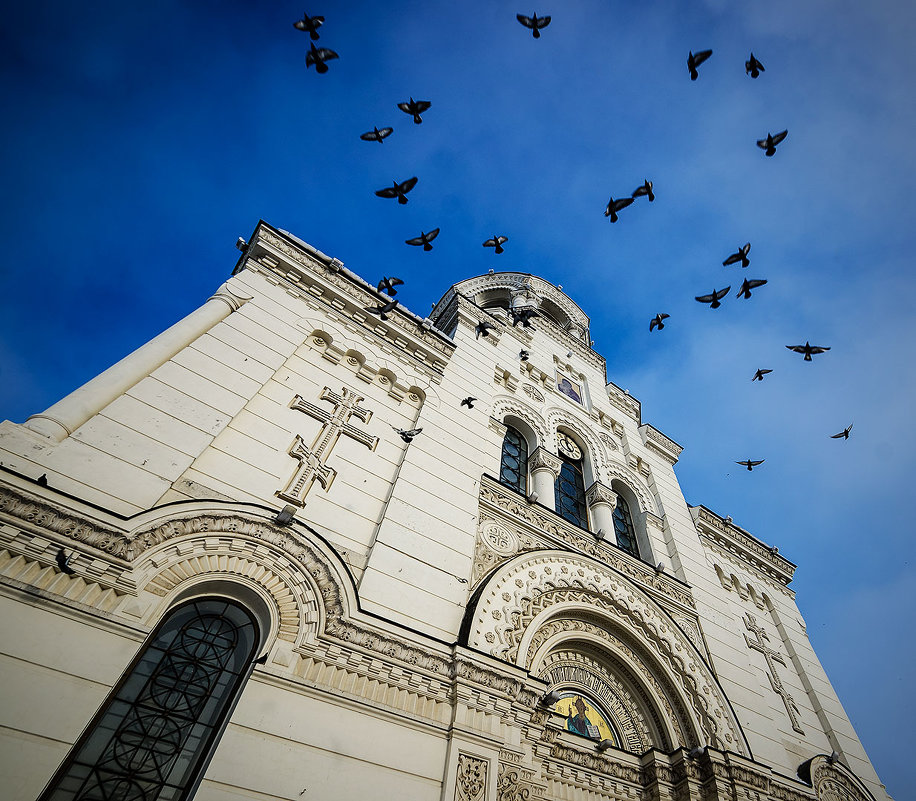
744, 613, 804, 734
276, 387, 378, 507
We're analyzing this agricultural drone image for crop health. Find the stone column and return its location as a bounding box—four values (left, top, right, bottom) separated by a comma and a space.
586, 482, 618, 539
528, 447, 562, 510
25, 281, 253, 442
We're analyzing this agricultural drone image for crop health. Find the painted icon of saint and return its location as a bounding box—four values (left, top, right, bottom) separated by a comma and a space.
565, 696, 593, 737
557, 376, 582, 403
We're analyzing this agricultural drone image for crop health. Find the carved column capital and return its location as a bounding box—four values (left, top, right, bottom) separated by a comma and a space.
585, 481, 617, 509
529, 447, 562, 477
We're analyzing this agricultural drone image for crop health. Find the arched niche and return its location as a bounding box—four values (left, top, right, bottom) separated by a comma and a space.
463, 549, 748, 755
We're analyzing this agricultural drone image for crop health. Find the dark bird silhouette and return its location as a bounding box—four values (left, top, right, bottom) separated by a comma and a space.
483, 235, 508, 254
375, 177, 418, 204
736, 459, 765, 471
632, 180, 655, 202
757, 130, 788, 156
687, 49, 713, 80
377, 276, 404, 296
650, 313, 669, 331
36, 473, 48, 487
786, 342, 831, 361
604, 196, 634, 222
461, 397, 476, 409
305, 42, 338, 73
476, 321, 497, 339
831, 424, 853, 440
510, 308, 539, 328
397, 97, 431, 124
752, 369, 773, 381
745, 53, 765, 78
393, 427, 422, 443
360, 126, 393, 143
56, 549, 76, 575
517, 13, 551, 38
723, 242, 751, 268
519, 349, 530, 361
253, 653, 268, 665
293, 13, 324, 39
736, 278, 767, 298
405, 228, 440, 251
365, 299, 398, 320
695, 287, 731, 308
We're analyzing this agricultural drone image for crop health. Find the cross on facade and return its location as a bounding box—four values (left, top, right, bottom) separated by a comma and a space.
744, 613, 804, 734
276, 387, 379, 507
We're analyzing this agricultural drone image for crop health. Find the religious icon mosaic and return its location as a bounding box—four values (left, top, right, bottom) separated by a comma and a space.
553, 692, 617, 744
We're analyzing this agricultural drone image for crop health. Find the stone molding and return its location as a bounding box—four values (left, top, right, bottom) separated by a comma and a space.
477, 477, 696, 611
528, 446, 562, 476
799, 755, 878, 801
465, 549, 744, 753
639, 423, 683, 464
585, 481, 617, 508
605, 382, 641, 422
693, 505, 796, 588
490, 397, 549, 446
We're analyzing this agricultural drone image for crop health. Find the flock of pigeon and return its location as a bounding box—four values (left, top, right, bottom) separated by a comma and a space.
292, 12, 852, 465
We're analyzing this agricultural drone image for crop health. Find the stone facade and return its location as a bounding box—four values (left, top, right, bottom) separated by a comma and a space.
0, 221, 891, 801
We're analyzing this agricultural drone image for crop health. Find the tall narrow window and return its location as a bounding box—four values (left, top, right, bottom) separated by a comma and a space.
40, 597, 260, 801
499, 426, 529, 494
612, 495, 640, 558
555, 456, 588, 529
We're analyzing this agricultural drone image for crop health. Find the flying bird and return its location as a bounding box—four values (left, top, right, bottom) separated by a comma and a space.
757, 130, 788, 156
736, 459, 765, 471
483, 235, 508, 254
393, 427, 423, 443
723, 242, 751, 268
786, 342, 830, 361
632, 180, 655, 202
377, 276, 404, 296
519, 349, 530, 361
476, 321, 497, 339
736, 278, 767, 298
375, 176, 418, 204
687, 49, 712, 80
305, 42, 338, 73
56, 549, 76, 575
461, 397, 476, 409
604, 196, 634, 222
831, 424, 853, 440
695, 287, 730, 308
36, 473, 48, 487
510, 308, 539, 328
751, 369, 772, 381
364, 299, 398, 320
649, 313, 669, 331
745, 53, 765, 78
360, 126, 393, 143
517, 13, 551, 38
405, 228, 440, 251
397, 97, 431, 124
293, 13, 324, 39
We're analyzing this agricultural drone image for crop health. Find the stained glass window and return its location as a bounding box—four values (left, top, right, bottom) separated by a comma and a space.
555, 456, 588, 528
40, 597, 260, 801
613, 495, 640, 558
499, 426, 528, 494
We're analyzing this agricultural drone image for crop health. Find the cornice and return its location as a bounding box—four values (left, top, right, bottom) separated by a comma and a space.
605, 382, 641, 422
243, 223, 455, 374
692, 506, 796, 587
639, 424, 683, 464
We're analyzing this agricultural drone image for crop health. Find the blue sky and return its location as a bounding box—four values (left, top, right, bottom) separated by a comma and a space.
1, 1, 913, 794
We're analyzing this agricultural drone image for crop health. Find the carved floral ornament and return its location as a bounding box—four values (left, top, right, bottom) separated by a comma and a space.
465, 550, 746, 754
801, 756, 877, 801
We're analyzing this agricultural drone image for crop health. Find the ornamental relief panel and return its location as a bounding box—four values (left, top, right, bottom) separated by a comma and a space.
465, 552, 745, 754
809, 756, 876, 801
455, 754, 488, 801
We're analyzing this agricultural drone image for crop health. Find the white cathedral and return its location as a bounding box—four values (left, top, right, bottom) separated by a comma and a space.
0, 221, 891, 801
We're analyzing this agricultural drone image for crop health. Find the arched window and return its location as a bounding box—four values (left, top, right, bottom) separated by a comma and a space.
555, 455, 588, 528
499, 425, 529, 494
40, 597, 260, 801
612, 495, 640, 558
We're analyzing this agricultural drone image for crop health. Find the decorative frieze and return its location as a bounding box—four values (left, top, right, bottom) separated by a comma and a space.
455, 754, 488, 801
639, 424, 683, 464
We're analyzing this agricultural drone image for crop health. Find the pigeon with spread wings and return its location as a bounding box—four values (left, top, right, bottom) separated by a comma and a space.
650, 314, 669, 331
604, 197, 633, 222
510, 308, 539, 328
757, 130, 788, 156
294, 13, 324, 39
745, 53, 765, 78
736, 278, 767, 299
736, 459, 765, 471
695, 287, 730, 308
752, 369, 772, 381
483, 235, 508, 254
393, 427, 422, 443
831, 424, 853, 440
632, 180, 655, 202
360, 126, 393, 143
365, 299, 398, 320
517, 13, 551, 38
375, 177, 418, 204
405, 228, 440, 251
687, 49, 712, 80
377, 276, 403, 296
305, 42, 338, 73
398, 98, 431, 124
723, 243, 751, 268
786, 342, 830, 361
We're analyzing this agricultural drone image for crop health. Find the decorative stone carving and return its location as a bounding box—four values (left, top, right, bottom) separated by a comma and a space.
497, 762, 532, 801
480, 521, 520, 557
585, 481, 617, 508
597, 432, 618, 451
490, 397, 548, 445
744, 614, 804, 734
455, 754, 487, 801
810, 756, 876, 801
521, 384, 544, 403
277, 387, 379, 507
528, 447, 562, 476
